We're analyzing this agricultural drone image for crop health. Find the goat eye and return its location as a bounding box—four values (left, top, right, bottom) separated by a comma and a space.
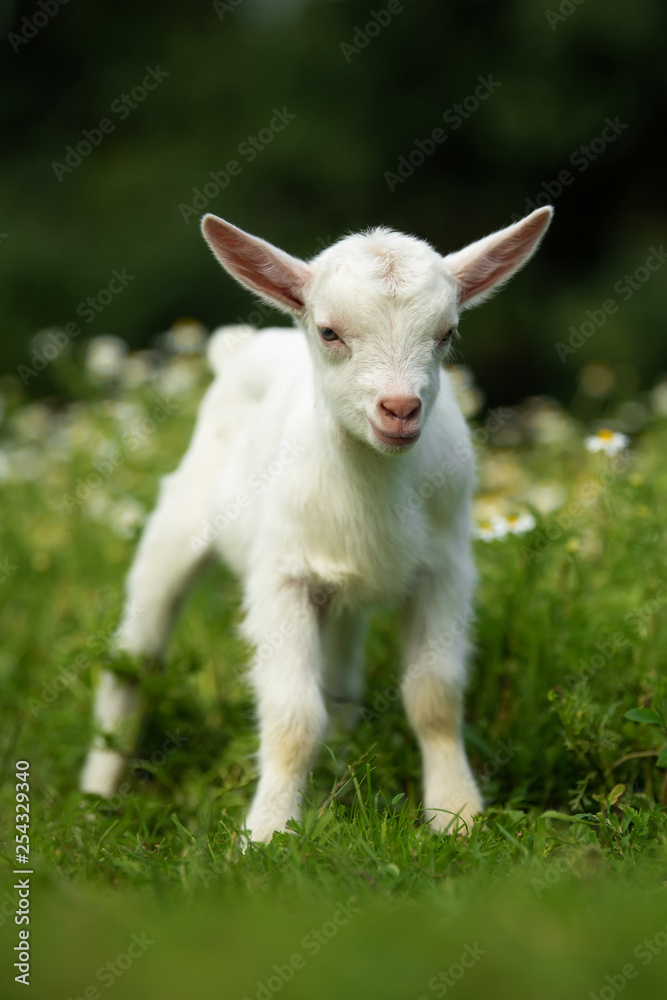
318, 327, 339, 343
438, 328, 457, 349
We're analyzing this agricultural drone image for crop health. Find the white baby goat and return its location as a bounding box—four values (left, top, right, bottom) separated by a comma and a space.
80, 206, 553, 843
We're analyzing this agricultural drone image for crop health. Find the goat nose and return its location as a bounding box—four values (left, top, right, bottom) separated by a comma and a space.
379, 396, 422, 422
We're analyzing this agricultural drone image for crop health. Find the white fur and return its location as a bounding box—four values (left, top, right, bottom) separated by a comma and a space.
80, 207, 553, 842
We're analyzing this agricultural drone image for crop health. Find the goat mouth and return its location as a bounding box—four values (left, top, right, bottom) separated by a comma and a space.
370, 423, 421, 448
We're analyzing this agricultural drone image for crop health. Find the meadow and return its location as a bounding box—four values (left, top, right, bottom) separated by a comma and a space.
1, 327, 666, 1000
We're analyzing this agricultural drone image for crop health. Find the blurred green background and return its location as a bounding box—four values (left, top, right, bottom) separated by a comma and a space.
2, 0, 666, 407
3, 6, 667, 993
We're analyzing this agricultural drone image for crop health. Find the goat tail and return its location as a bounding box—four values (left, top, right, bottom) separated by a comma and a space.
206, 324, 255, 374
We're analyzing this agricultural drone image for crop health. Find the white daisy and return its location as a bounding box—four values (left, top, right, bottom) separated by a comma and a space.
156, 356, 203, 396
99, 400, 143, 426
120, 351, 160, 388
524, 400, 574, 445
526, 482, 566, 515
474, 516, 509, 542
584, 428, 630, 456
163, 319, 207, 354
4, 446, 49, 482
502, 512, 536, 535
85, 335, 128, 382
87, 490, 113, 522
110, 497, 146, 538
650, 379, 667, 416
12, 402, 53, 442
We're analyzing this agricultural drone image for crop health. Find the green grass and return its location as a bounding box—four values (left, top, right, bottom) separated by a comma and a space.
1, 351, 667, 998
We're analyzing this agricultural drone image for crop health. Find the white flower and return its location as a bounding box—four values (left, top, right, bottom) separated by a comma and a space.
448, 365, 485, 418
12, 402, 53, 442
110, 497, 145, 538
85, 336, 128, 381
584, 428, 630, 456
650, 379, 667, 416
3, 446, 49, 482
615, 400, 647, 433
502, 512, 536, 535
447, 365, 474, 391
54, 407, 103, 453
526, 482, 566, 515
523, 397, 574, 445
120, 351, 160, 388
91, 435, 118, 461
163, 319, 207, 354
87, 490, 113, 521
99, 400, 143, 426
474, 516, 509, 542
156, 357, 203, 396
473, 509, 536, 541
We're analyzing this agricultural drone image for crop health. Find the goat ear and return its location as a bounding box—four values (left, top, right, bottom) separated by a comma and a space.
444, 206, 553, 309
201, 214, 311, 315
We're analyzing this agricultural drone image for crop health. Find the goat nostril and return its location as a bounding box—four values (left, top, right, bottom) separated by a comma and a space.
379, 396, 422, 422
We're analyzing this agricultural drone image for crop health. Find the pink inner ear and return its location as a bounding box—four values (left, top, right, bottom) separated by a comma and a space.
453, 210, 551, 305
203, 216, 309, 313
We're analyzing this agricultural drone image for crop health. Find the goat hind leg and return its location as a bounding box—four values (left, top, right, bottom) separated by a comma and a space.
321, 609, 367, 729
80, 462, 215, 797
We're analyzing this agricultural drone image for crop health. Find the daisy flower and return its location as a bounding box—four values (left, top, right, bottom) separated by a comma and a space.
503, 512, 536, 535
526, 482, 566, 515
584, 428, 629, 456
474, 517, 508, 542
85, 335, 128, 382
110, 497, 146, 538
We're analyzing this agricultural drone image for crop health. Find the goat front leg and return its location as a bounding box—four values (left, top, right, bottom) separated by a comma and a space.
242, 578, 328, 844
401, 570, 483, 836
